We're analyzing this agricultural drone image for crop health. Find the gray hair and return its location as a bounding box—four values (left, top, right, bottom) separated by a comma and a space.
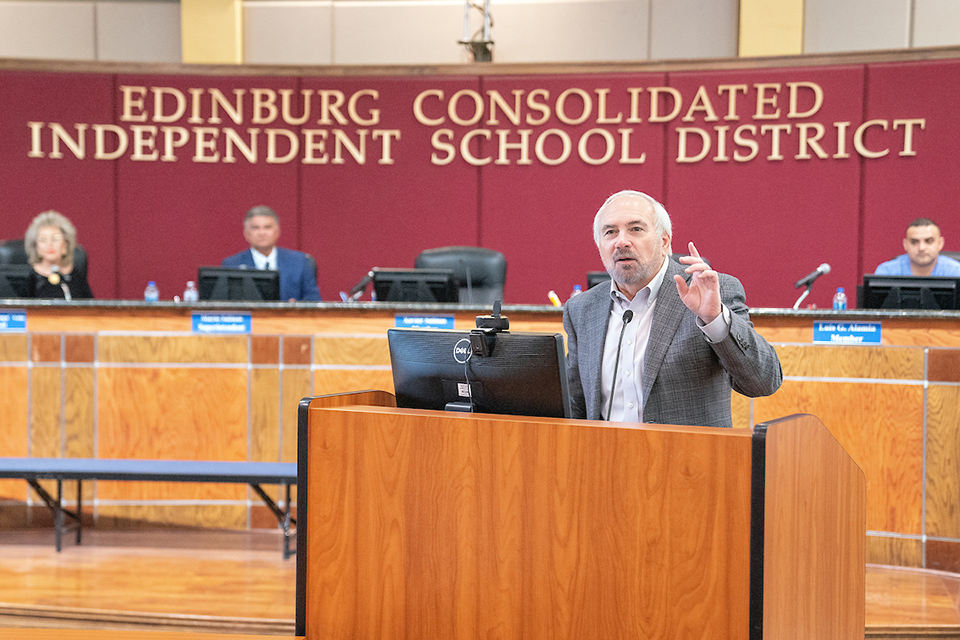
244, 205, 280, 226
593, 190, 672, 250
25, 210, 78, 269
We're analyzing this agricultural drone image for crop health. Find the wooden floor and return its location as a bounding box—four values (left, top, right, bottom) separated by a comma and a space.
2, 528, 960, 638
0, 528, 295, 634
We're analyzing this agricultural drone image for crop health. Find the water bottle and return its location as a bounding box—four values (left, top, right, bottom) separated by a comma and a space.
183, 281, 199, 302
144, 281, 159, 303
832, 287, 847, 310
569, 284, 583, 301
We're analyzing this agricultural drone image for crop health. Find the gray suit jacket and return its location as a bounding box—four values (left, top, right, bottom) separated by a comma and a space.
562, 259, 782, 427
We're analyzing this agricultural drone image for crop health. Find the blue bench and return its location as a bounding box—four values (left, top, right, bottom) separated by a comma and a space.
0, 457, 297, 558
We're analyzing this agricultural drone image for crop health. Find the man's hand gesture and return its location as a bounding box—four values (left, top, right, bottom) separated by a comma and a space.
674, 241, 722, 324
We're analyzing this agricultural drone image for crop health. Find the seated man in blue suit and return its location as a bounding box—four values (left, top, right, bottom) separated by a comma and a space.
221, 206, 321, 301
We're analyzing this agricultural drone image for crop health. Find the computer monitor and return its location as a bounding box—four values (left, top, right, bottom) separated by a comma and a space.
858, 274, 960, 310
387, 328, 571, 418
197, 266, 281, 302
0, 264, 31, 298
586, 270, 611, 289
373, 268, 459, 303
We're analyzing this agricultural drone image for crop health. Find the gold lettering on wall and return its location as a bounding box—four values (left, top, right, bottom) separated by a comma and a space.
23, 81, 927, 168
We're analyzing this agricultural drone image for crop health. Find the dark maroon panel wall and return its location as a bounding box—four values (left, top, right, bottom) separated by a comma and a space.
0, 71, 118, 296
861, 59, 960, 280
0, 60, 952, 307
664, 65, 866, 310
479, 72, 669, 305
112, 74, 302, 299
298, 75, 483, 300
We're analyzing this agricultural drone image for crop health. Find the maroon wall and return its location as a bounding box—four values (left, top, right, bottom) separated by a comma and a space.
1, 58, 956, 308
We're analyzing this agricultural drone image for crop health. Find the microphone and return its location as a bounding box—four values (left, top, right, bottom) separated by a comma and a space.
606, 309, 634, 421
794, 263, 831, 289
48, 265, 72, 301
348, 270, 375, 299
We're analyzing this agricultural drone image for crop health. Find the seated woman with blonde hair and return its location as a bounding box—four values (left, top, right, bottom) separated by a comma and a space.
25, 210, 94, 299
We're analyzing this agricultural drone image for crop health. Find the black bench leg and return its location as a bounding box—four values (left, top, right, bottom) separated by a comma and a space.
55, 479, 63, 552
250, 483, 297, 560
26, 479, 83, 552
283, 483, 293, 560
76, 479, 83, 545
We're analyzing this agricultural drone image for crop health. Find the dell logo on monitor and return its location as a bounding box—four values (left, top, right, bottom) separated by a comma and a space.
453, 338, 472, 364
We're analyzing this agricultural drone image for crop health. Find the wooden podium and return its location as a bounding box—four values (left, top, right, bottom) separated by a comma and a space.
295, 392, 865, 640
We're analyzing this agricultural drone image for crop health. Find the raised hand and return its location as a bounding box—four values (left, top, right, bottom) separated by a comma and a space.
673, 241, 722, 323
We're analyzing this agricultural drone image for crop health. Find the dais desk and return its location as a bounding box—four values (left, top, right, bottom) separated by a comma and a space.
0, 300, 958, 571
0, 300, 560, 537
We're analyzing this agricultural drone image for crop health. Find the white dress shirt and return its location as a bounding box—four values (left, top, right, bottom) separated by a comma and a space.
250, 247, 278, 271
600, 257, 732, 422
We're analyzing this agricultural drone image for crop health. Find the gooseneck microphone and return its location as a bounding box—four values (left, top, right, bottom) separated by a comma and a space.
794, 263, 831, 289
792, 262, 831, 310
348, 270, 375, 300
49, 265, 72, 301
606, 309, 634, 421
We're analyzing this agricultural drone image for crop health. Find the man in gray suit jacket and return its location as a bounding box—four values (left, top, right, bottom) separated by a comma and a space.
563, 190, 782, 428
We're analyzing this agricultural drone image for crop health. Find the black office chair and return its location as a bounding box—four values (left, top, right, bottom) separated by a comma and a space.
414, 246, 507, 304
942, 250, 960, 262
0, 239, 27, 265
0, 238, 88, 274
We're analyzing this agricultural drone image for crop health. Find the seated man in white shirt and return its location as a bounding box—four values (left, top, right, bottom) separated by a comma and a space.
221, 205, 321, 301
874, 218, 960, 277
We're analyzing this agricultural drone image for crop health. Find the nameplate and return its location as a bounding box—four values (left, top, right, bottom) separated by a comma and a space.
395, 314, 455, 330
192, 312, 252, 334
0, 309, 27, 332
813, 321, 882, 345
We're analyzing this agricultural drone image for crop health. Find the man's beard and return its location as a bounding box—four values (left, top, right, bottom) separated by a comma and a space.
606, 250, 660, 287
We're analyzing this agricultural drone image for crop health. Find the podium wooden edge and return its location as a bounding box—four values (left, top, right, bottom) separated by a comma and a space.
295, 390, 397, 636
752, 413, 867, 640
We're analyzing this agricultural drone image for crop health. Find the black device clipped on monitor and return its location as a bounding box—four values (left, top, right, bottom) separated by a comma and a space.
197, 266, 281, 302
858, 274, 960, 310
387, 302, 571, 418
372, 268, 459, 303
469, 300, 509, 357
0, 264, 32, 298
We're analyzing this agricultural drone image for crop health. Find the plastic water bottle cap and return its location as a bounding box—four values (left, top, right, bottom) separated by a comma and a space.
837, 287, 844, 293
148, 281, 156, 286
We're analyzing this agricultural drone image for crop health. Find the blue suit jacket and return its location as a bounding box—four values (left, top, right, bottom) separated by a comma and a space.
221, 248, 321, 301
562, 259, 781, 427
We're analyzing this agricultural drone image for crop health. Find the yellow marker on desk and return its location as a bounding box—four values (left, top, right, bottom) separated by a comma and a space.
547, 290, 562, 307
